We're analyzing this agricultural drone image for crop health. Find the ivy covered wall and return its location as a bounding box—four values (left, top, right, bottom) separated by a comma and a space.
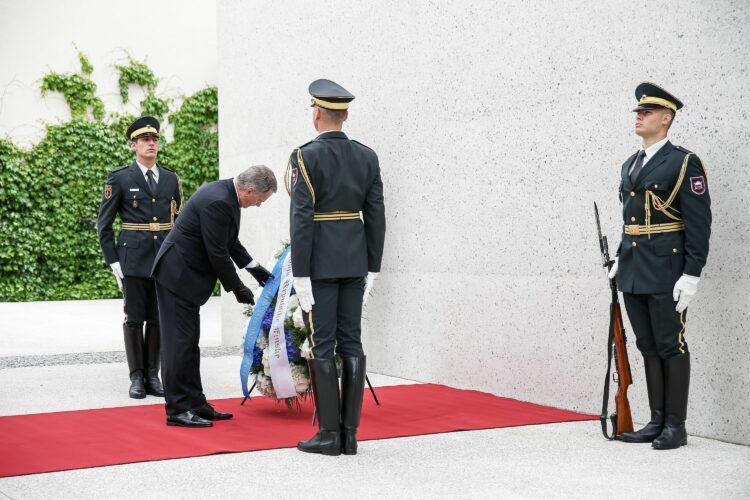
0, 51, 219, 301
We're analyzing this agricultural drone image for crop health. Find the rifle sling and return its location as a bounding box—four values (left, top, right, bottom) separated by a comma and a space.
600, 305, 618, 440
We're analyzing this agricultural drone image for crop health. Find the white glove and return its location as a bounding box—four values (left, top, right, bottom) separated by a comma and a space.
110, 262, 124, 291
607, 257, 619, 279
673, 274, 700, 313
293, 276, 315, 312
363, 272, 378, 306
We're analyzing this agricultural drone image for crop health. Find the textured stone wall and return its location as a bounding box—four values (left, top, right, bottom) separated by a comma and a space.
218, 0, 750, 444
0, 0, 217, 146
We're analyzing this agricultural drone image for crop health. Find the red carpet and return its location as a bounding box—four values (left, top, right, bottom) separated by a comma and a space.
0, 384, 595, 477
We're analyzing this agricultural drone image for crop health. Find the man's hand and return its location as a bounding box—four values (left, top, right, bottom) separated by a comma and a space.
110, 262, 124, 291
233, 285, 255, 305
293, 277, 315, 312
673, 274, 700, 313
363, 272, 378, 306
607, 257, 619, 279
246, 261, 273, 286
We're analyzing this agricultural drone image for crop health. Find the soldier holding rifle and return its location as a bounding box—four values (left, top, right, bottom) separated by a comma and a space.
608, 83, 711, 449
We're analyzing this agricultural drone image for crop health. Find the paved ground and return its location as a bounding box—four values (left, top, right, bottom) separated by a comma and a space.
0, 297, 221, 357
0, 300, 748, 499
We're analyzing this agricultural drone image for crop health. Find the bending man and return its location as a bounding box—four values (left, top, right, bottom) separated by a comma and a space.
152, 165, 276, 427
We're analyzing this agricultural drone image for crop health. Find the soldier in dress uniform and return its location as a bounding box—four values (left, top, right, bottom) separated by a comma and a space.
98, 116, 182, 399
288, 79, 386, 456
609, 83, 711, 449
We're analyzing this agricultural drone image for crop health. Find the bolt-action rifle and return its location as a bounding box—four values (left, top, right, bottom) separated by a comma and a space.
594, 202, 634, 439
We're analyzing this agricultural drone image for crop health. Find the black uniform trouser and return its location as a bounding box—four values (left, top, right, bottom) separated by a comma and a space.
303, 277, 366, 360
123, 276, 159, 326
155, 282, 206, 416
623, 292, 689, 359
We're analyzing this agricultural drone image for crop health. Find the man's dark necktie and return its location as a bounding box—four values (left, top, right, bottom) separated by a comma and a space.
629, 150, 646, 184
146, 170, 157, 195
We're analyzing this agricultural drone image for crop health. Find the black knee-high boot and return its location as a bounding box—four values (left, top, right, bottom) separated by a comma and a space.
144, 324, 165, 397
297, 358, 341, 456
652, 353, 690, 450
123, 324, 146, 399
620, 356, 664, 443
341, 356, 366, 455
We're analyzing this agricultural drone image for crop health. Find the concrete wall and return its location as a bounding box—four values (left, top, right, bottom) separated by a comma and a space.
217, 0, 750, 444
0, 0, 217, 147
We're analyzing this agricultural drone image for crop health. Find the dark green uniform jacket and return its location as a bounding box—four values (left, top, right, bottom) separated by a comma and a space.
617, 142, 711, 294
98, 162, 182, 278
289, 131, 385, 279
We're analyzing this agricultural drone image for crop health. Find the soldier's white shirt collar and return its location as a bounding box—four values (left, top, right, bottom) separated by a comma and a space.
136, 161, 159, 183
640, 137, 669, 166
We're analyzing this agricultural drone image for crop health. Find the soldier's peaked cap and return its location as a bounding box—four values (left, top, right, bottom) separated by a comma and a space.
309, 79, 355, 110
126, 116, 160, 141
633, 82, 683, 112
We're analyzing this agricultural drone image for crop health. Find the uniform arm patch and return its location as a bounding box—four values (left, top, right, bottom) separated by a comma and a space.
690, 176, 706, 195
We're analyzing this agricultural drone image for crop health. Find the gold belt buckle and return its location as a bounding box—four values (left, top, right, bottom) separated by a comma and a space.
149, 222, 160, 232
627, 224, 640, 236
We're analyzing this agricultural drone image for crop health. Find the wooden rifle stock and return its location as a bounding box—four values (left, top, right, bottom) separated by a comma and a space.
610, 302, 633, 436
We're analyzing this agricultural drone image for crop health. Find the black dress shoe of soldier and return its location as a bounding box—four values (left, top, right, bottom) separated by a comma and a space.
129, 375, 147, 399
620, 410, 664, 443
166, 411, 213, 428
194, 403, 233, 421
652, 420, 687, 450
298, 431, 342, 456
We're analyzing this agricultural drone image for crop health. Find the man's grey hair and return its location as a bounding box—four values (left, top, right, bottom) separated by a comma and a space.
236, 165, 277, 193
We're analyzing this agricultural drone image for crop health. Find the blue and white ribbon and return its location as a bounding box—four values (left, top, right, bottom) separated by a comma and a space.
239, 247, 290, 399
266, 252, 297, 398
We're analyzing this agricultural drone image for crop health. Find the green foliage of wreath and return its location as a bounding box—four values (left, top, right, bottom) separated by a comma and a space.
0, 51, 218, 301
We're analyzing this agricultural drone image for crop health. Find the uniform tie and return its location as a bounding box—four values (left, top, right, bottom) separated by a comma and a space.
146, 169, 157, 196
629, 150, 647, 184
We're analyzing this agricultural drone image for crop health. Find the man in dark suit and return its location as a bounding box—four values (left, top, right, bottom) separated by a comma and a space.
98, 116, 181, 399
609, 82, 711, 449
288, 79, 386, 455
152, 165, 276, 427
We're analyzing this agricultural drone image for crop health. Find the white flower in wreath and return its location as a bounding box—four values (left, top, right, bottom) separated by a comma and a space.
300, 338, 312, 359
292, 306, 305, 329
261, 350, 271, 374
291, 364, 310, 393
256, 372, 276, 398
287, 295, 299, 316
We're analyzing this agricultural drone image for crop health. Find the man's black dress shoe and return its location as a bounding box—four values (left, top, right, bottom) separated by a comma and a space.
166, 410, 213, 427
144, 377, 165, 397
194, 403, 233, 421
129, 377, 146, 399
